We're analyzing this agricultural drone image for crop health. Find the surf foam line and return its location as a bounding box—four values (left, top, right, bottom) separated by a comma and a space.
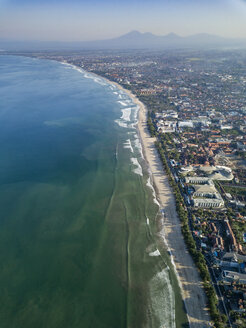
115, 119, 128, 128
149, 267, 176, 328
140, 125, 190, 327
60, 61, 109, 86
59, 62, 140, 132
146, 176, 160, 207
133, 105, 139, 121
121, 108, 132, 122
130, 157, 143, 176
133, 133, 144, 159
59, 62, 141, 135
112, 92, 123, 100
149, 249, 161, 257
118, 100, 128, 106
123, 139, 134, 153
159, 212, 191, 327
83, 72, 108, 86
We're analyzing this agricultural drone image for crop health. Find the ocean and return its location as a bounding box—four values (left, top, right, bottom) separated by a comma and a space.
0, 55, 188, 328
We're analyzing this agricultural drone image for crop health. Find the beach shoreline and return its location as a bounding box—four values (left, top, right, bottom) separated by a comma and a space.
104, 78, 211, 327
60, 61, 211, 326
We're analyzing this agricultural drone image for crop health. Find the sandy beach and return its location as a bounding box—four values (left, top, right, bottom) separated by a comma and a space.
137, 98, 211, 326
113, 83, 211, 327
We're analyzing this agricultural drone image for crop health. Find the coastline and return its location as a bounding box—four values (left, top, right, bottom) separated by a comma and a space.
1, 55, 210, 327
105, 78, 211, 327
60, 61, 211, 326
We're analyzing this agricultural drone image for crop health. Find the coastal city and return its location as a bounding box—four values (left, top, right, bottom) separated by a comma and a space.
33, 49, 246, 327
2, 0, 246, 327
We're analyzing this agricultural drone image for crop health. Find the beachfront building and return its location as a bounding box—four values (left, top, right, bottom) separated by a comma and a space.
156, 120, 177, 133
185, 177, 225, 208
185, 176, 210, 184
193, 198, 224, 208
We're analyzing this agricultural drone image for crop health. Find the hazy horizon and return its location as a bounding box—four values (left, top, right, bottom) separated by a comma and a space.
1, 30, 246, 43
1, 0, 246, 42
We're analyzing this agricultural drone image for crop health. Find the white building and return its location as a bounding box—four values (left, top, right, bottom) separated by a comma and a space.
185, 177, 224, 208
185, 177, 211, 184
178, 121, 194, 128
193, 198, 224, 208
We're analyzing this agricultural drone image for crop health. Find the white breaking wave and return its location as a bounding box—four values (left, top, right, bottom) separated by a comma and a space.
60, 62, 71, 67
115, 107, 132, 129
129, 122, 138, 129
149, 268, 176, 328
115, 119, 128, 128
131, 157, 143, 176
82, 72, 107, 86
83, 72, 92, 79
149, 249, 161, 257
118, 100, 128, 106
125, 99, 134, 105
93, 78, 107, 86
61, 62, 84, 75
70, 66, 85, 75
158, 212, 189, 324
60, 63, 108, 87
123, 139, 134, 153
159, 215, 183, 294
60, 63, 138, 134
121, 108, 132, 121
119, 90, 126, 96
146, 177, 160, 207
158, 214, 190, 326
133, 106, 139, 122
159, 216, 169, 249
133, 135, 144, 158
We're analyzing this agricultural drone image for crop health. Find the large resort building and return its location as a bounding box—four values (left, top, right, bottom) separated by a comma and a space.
185, 176, 225, 208
193, 197, 224, 208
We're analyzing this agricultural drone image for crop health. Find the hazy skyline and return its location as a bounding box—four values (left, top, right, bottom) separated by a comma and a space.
1, 0, 246, 41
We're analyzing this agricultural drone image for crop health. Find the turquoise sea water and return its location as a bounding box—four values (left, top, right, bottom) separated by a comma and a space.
0, 56, 188, 328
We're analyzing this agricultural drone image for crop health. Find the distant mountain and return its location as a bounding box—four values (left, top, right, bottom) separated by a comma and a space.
1, 31, 246, 51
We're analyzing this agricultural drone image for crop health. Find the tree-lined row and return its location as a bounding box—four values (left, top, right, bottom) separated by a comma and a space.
155, 140, 226, 328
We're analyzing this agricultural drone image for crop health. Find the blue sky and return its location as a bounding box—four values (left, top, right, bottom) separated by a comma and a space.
1, 0, 246, 41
